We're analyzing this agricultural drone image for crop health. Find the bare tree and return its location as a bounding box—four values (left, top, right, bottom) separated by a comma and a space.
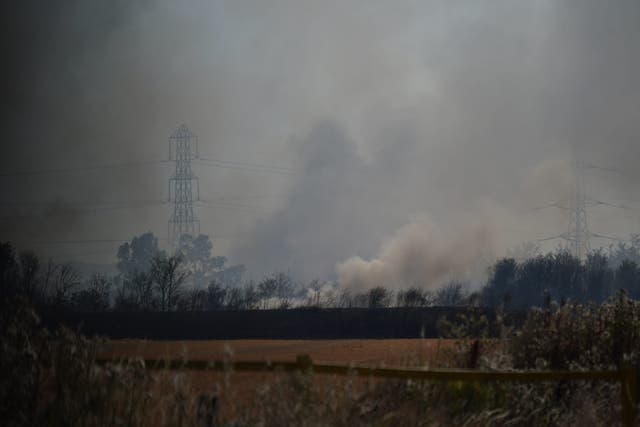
307, 279, 322, 307
40, 258, 57, 304
18, 251, 39, 301
434, 281, 468, 307
72, 273, 112, 311
274, 272, 294, 309
52, 264, 80, 306
206, 280, 227, 310
258, 272, 295, 309
151, 254, 188, 312
397, 287, 433, 307
179, 287, 207, 311
367, 286, 393, 309
258, 276, 278, 309
131, 271, 155, 310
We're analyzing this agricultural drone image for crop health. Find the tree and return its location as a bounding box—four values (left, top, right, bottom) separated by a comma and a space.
257, 276, 278, 309
18, 251, 39, 302
397, 287, 432, 307
584, 251, 612, 303
177, 234, 227, 288
549, 251, 583, 302
225, 282, 259, 310
367, 286, 393, 309
274, 272, 295, 308
213, 264, 246, 288
116, 232, 163, 278
614, 260, 640, 299
72, 273, 111, 311
52, 264, 80, 306
306, 279, 323, 307
484, 258, 517, 307
435, 281, 467, 307
178, 287, 207, 311
40, 258, 57, 305
206, 280, 227, 310
151, 254, 187, 311
0, 242, 18, 301
608, 234, 640, 268
258, 272, 295, 309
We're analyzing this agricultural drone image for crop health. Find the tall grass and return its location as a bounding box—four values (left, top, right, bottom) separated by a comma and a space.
2, 293, 639, 426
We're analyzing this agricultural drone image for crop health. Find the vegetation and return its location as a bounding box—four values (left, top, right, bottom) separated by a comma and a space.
3, 234, 640, 313
484, 243, 640, 310
3, 233, 640, 424
3, 291, 640, 426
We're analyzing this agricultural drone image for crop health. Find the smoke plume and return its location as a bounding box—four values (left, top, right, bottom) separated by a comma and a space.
337, 215, 495, 292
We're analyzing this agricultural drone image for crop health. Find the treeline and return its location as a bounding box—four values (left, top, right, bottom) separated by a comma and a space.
2, 233, 640, 312
484, 249, 640, 309
0, 237, 468, 312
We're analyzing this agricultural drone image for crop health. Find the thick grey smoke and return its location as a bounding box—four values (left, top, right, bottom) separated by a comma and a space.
4, 0, 640, 281
337, 215, 495, 292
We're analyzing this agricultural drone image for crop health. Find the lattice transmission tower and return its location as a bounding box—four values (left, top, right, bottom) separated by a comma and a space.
537, 159, 624, 259
562, 161, 591, 259
168, 124, 200, 245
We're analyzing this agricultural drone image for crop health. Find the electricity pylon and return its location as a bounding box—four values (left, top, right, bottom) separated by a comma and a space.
168, 124, 200, 245
536, 160, 625, 259
562, 160, 591, 259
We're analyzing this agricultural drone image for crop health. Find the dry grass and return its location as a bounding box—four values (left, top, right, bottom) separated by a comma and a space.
4, 295, 639, 426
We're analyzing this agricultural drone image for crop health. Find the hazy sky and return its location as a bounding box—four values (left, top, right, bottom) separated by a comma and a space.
4, 0, 640, 285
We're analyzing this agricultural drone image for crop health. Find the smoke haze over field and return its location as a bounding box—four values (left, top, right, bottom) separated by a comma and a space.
3, 0, 640, 284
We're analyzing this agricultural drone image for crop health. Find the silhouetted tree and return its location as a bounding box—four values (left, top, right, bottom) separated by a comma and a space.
177, 234, 227, 288
17, 251, 39, 302
72, 273, 111, 311
367, 286, 393, 308
257, 272, 294, 309
0, 242, 18, 301
584, 252, 611, 303
116, 232, 163, 278
484, 258, 517, 308
608, 234, 640, 268
151, 254, 187, 312
52, 264, 80, 306
306, 279, 323, 307
614, 260, 640, 299
434, 281, 467, 307
179, 287, 207, 311
397, 287, 432, 307
212, 264, 246, 287
206, 280, 227, 310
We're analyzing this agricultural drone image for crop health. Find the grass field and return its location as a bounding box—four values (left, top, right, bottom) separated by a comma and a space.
99, 339, 456, 366
98, 338, 458, 417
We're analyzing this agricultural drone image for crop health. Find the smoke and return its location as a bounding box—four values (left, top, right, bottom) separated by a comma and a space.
337, 215, 495, 293
4, 0, 640, 273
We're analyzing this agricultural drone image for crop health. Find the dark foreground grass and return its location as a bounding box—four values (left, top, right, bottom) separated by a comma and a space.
2, 293, 639, 426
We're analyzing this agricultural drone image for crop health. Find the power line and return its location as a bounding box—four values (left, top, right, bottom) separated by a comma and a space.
0, 155, 298, 178
0, 201, 170, 220
0, 159, 170, 177
30, 239, 142, 245
197, 156, 298, 173
198, 198, 275, 211
194, 202, 272, 215
26, 233, 248, 246
0, 199, 166, 207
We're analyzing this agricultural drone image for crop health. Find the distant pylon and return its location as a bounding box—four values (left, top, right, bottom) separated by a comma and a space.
168, 124, 200, 245
535, 159, 625, 257
563, 160, 591, 259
